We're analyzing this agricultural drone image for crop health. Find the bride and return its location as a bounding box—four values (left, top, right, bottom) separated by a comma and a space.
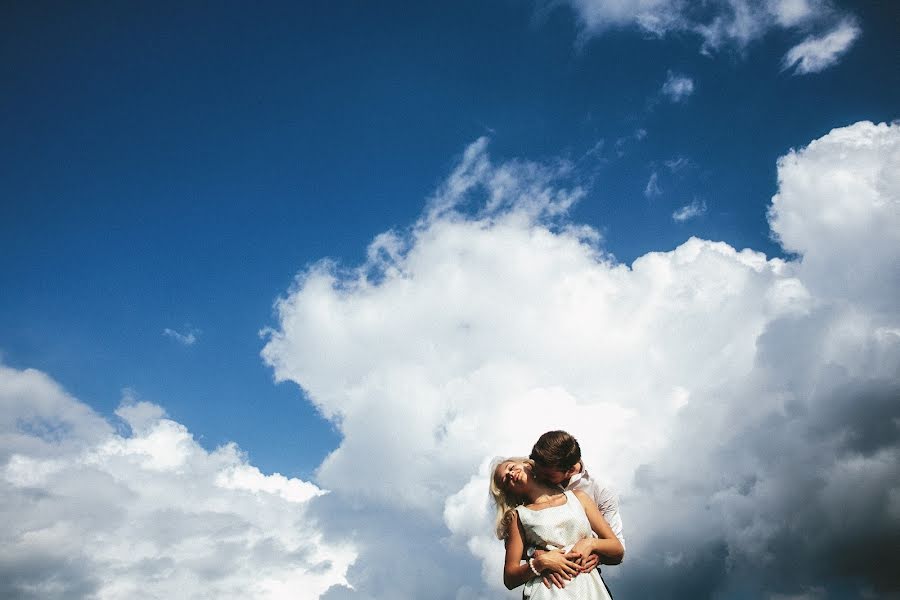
490, 458, 624, 599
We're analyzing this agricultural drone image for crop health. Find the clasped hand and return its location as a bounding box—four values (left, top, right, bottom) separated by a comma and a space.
533, 542, 598, 589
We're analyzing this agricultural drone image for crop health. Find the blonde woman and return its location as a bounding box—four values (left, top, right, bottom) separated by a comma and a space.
490, 458, 624, 599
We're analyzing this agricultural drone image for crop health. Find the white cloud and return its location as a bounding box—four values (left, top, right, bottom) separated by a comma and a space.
0, 365, 355, 599
664, 156, 692, 173
7, 121, 895, 600
549, 0, 857, 67
163, 326, 199, 346
615, 128, 648, 156
768, 120, 899, 307
661, 71, 694, 102
262, 121, 900, 598
559, 0, 684, 35
644, 171, 662, 197
782, 19, 861, 74
583, 139, 606, 162
768, 0, 818, 28
672, 198, 707, 221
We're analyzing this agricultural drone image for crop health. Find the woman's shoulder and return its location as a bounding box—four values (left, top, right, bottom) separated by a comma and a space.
502, 506, 521, 535
511, 505, 528, 522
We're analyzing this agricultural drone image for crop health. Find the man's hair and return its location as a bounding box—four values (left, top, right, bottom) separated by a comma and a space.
529, 430, 581, 471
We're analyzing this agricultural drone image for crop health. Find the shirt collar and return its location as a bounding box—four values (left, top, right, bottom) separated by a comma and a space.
565, 461, 588, 487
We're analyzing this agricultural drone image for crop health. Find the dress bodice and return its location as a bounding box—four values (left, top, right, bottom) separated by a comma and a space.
513, 490, 614, 599
515, 490, 595, 551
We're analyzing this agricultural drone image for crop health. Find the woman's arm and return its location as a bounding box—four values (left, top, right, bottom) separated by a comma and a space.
502, 510, 537, 589
503, 510, 583, 590
572, 490, 625, 564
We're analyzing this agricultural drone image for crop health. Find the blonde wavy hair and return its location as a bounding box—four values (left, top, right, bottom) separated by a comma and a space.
488, 456, 533, 540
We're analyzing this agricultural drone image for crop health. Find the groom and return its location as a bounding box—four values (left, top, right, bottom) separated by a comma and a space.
528, 430, 625, 588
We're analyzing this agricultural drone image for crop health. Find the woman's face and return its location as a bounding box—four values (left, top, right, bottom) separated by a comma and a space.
495, 460, 530, 493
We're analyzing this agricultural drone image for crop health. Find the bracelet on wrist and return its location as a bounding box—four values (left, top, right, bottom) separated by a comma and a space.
528, 558, 541, 577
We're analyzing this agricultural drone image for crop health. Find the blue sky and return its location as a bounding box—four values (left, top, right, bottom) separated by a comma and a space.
1, 2, 898, 598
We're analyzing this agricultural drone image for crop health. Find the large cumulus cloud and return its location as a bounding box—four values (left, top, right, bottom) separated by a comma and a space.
0, 365, 356, 599
263, 121, 899, 598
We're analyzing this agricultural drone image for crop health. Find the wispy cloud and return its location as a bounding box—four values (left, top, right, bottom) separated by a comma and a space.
615, 128, 648, 156
672, 198, 707, 221
661, 71, 694, 102
782, 19, 861, 74
664, 156, 692, 173
583, 139, 606, 162
162, 326, 199, 346
549, 0, 859, 71
769, 0, 817, 28
644, 171, 662, 197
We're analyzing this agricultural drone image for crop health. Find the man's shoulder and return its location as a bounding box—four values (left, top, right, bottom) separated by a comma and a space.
567, 468, 618, 506
568, 464, 613, 491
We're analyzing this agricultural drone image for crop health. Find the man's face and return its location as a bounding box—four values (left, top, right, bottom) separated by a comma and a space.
532, 463, 572, 486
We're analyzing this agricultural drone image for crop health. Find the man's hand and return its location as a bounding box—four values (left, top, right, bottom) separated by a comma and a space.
570, 539, 600, 572
542, 571, 568, 589
579, 552, 600, 572
533, 549, 581, 589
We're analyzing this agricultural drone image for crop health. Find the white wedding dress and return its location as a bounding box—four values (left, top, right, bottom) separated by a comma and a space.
516, 490, 615, 600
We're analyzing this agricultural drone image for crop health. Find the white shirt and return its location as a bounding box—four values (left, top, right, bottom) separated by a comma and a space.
565, 463, 625, 550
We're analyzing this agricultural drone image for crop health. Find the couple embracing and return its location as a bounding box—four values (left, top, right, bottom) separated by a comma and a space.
490, 430, 625, 599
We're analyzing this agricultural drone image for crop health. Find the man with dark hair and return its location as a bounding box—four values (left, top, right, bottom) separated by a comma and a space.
528, 430, 624, 589
529, 430, 583, 473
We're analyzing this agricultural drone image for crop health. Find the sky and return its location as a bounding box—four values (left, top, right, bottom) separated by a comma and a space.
1, 1, 898, 599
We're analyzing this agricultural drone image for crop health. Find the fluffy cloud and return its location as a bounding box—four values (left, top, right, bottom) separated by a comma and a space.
0, 366, 355, 599
661, 71, 694, 102
546, 0, 858, 71
7, 120, 893, 599
263, 120, 899, 598
782, 19, 861, 74
769, 120, 899, 308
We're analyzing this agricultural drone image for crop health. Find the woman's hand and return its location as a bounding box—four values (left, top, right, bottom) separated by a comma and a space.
533, 549, 582, 588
